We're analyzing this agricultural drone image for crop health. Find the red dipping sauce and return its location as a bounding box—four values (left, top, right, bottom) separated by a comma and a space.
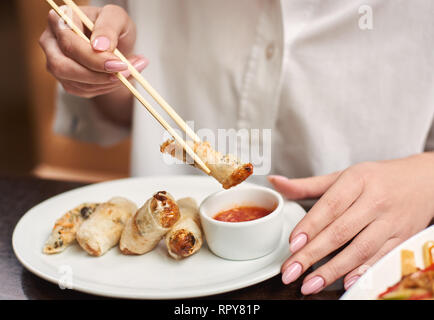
214, 206, 273, 223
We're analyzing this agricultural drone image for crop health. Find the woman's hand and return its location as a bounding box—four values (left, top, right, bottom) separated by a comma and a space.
268, 152, 434, 295
39, 5, 148, 98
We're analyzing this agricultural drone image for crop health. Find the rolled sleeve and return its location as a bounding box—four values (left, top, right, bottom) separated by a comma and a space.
52, 0, 130, 147
53, 85, 130, 147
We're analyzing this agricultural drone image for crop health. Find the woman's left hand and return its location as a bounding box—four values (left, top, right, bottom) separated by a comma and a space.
268, 152, 434, 295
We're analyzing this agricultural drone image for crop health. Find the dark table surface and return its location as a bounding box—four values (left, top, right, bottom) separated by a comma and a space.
0, 176, 344, 300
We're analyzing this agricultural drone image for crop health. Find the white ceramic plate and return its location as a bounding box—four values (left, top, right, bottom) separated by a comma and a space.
340, 225, 434, 300
12, 176, 306, 299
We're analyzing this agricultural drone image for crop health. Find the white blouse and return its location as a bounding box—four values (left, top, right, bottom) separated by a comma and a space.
54, 0, 434, 184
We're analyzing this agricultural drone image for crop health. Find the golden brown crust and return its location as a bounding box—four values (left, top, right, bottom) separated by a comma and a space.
168, 229, 196, 258
165, 198, 202, 260
120, 247, 138, 255
151, 191, 180, 228
160, 202, 180, 228
160, 139, 254, 189
222, 163, 254, 189
160, 140, 173, 154
119, 192, 180, 255
82, 243, 101, 257
43, 203, 99, 255
76, 197, 137, 257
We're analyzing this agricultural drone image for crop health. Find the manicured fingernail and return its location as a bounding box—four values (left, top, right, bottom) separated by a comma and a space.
110, 59, 148, 81
344, 276, 360, 290
290, 233, 308, 253
301, 276, 325, 295
110, 70, 130, 82
133, 59, 147, 72
282, 262, 302, 285
93, 36, 110, 51
121, 70, 131, 78
268, 175, 288, 184
105, 60, 128, 72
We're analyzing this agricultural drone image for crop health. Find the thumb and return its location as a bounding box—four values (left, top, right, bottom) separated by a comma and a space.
90, 5, 136, 54
268, 172, 341, 200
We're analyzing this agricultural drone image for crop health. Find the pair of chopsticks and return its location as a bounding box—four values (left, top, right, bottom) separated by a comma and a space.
45, 0, 211, 174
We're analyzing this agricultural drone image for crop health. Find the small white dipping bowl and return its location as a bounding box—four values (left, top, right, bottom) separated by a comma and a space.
199, 186, 284, 261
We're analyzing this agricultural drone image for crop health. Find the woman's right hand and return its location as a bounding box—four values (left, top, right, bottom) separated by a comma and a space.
39, 5, 148, 99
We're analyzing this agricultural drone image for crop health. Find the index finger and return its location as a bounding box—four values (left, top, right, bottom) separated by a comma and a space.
47, 8, 125, 73
40, 26, 118, 84
268, 172, 341, 200
288, 168, 365, 249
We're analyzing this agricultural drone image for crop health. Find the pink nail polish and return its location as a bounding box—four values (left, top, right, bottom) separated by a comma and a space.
281, 262, 302, 285
301, 276, 325, 295
105, 60, 128, 72
290, 233, 308, 253
344, 276, 360, 290
134, 59, 147, 71
93, 36, 110, 51
113, 59, 148, 80
119, 69, 131, 78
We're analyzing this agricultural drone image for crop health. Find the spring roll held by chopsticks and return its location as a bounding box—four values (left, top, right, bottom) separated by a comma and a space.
43, 203, 99, 254
165, 198, 203, 260
76, 197, 137, 257
160, 139, 253, 189
120, 191, 180, 255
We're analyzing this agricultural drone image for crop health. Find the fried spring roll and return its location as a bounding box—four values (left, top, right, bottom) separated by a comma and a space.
43, 203, 99, 254
76, 197, 137, 257
119, 191, 180, 255
165, 197, 203, 260
160, 139, 253, 189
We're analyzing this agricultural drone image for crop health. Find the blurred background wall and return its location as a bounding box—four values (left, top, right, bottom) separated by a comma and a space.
0, 0, 131, 182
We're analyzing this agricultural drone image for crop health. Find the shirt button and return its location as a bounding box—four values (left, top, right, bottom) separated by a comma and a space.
266, 43, 275, 60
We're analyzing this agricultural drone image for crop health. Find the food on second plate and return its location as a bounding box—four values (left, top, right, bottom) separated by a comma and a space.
214, 206, 273, 223
43, 203, 99, 254
165, 197, 203, 260
400, 249, 417, 276
160, 139, 253, 189
378, 241, 434, 300
422, 241, 434, 269
120, 191, 180, 255
76, 197, 137, 257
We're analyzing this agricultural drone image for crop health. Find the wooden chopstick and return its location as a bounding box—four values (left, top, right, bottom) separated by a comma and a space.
62, 0, 201, 144
45, 0, 211, 174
